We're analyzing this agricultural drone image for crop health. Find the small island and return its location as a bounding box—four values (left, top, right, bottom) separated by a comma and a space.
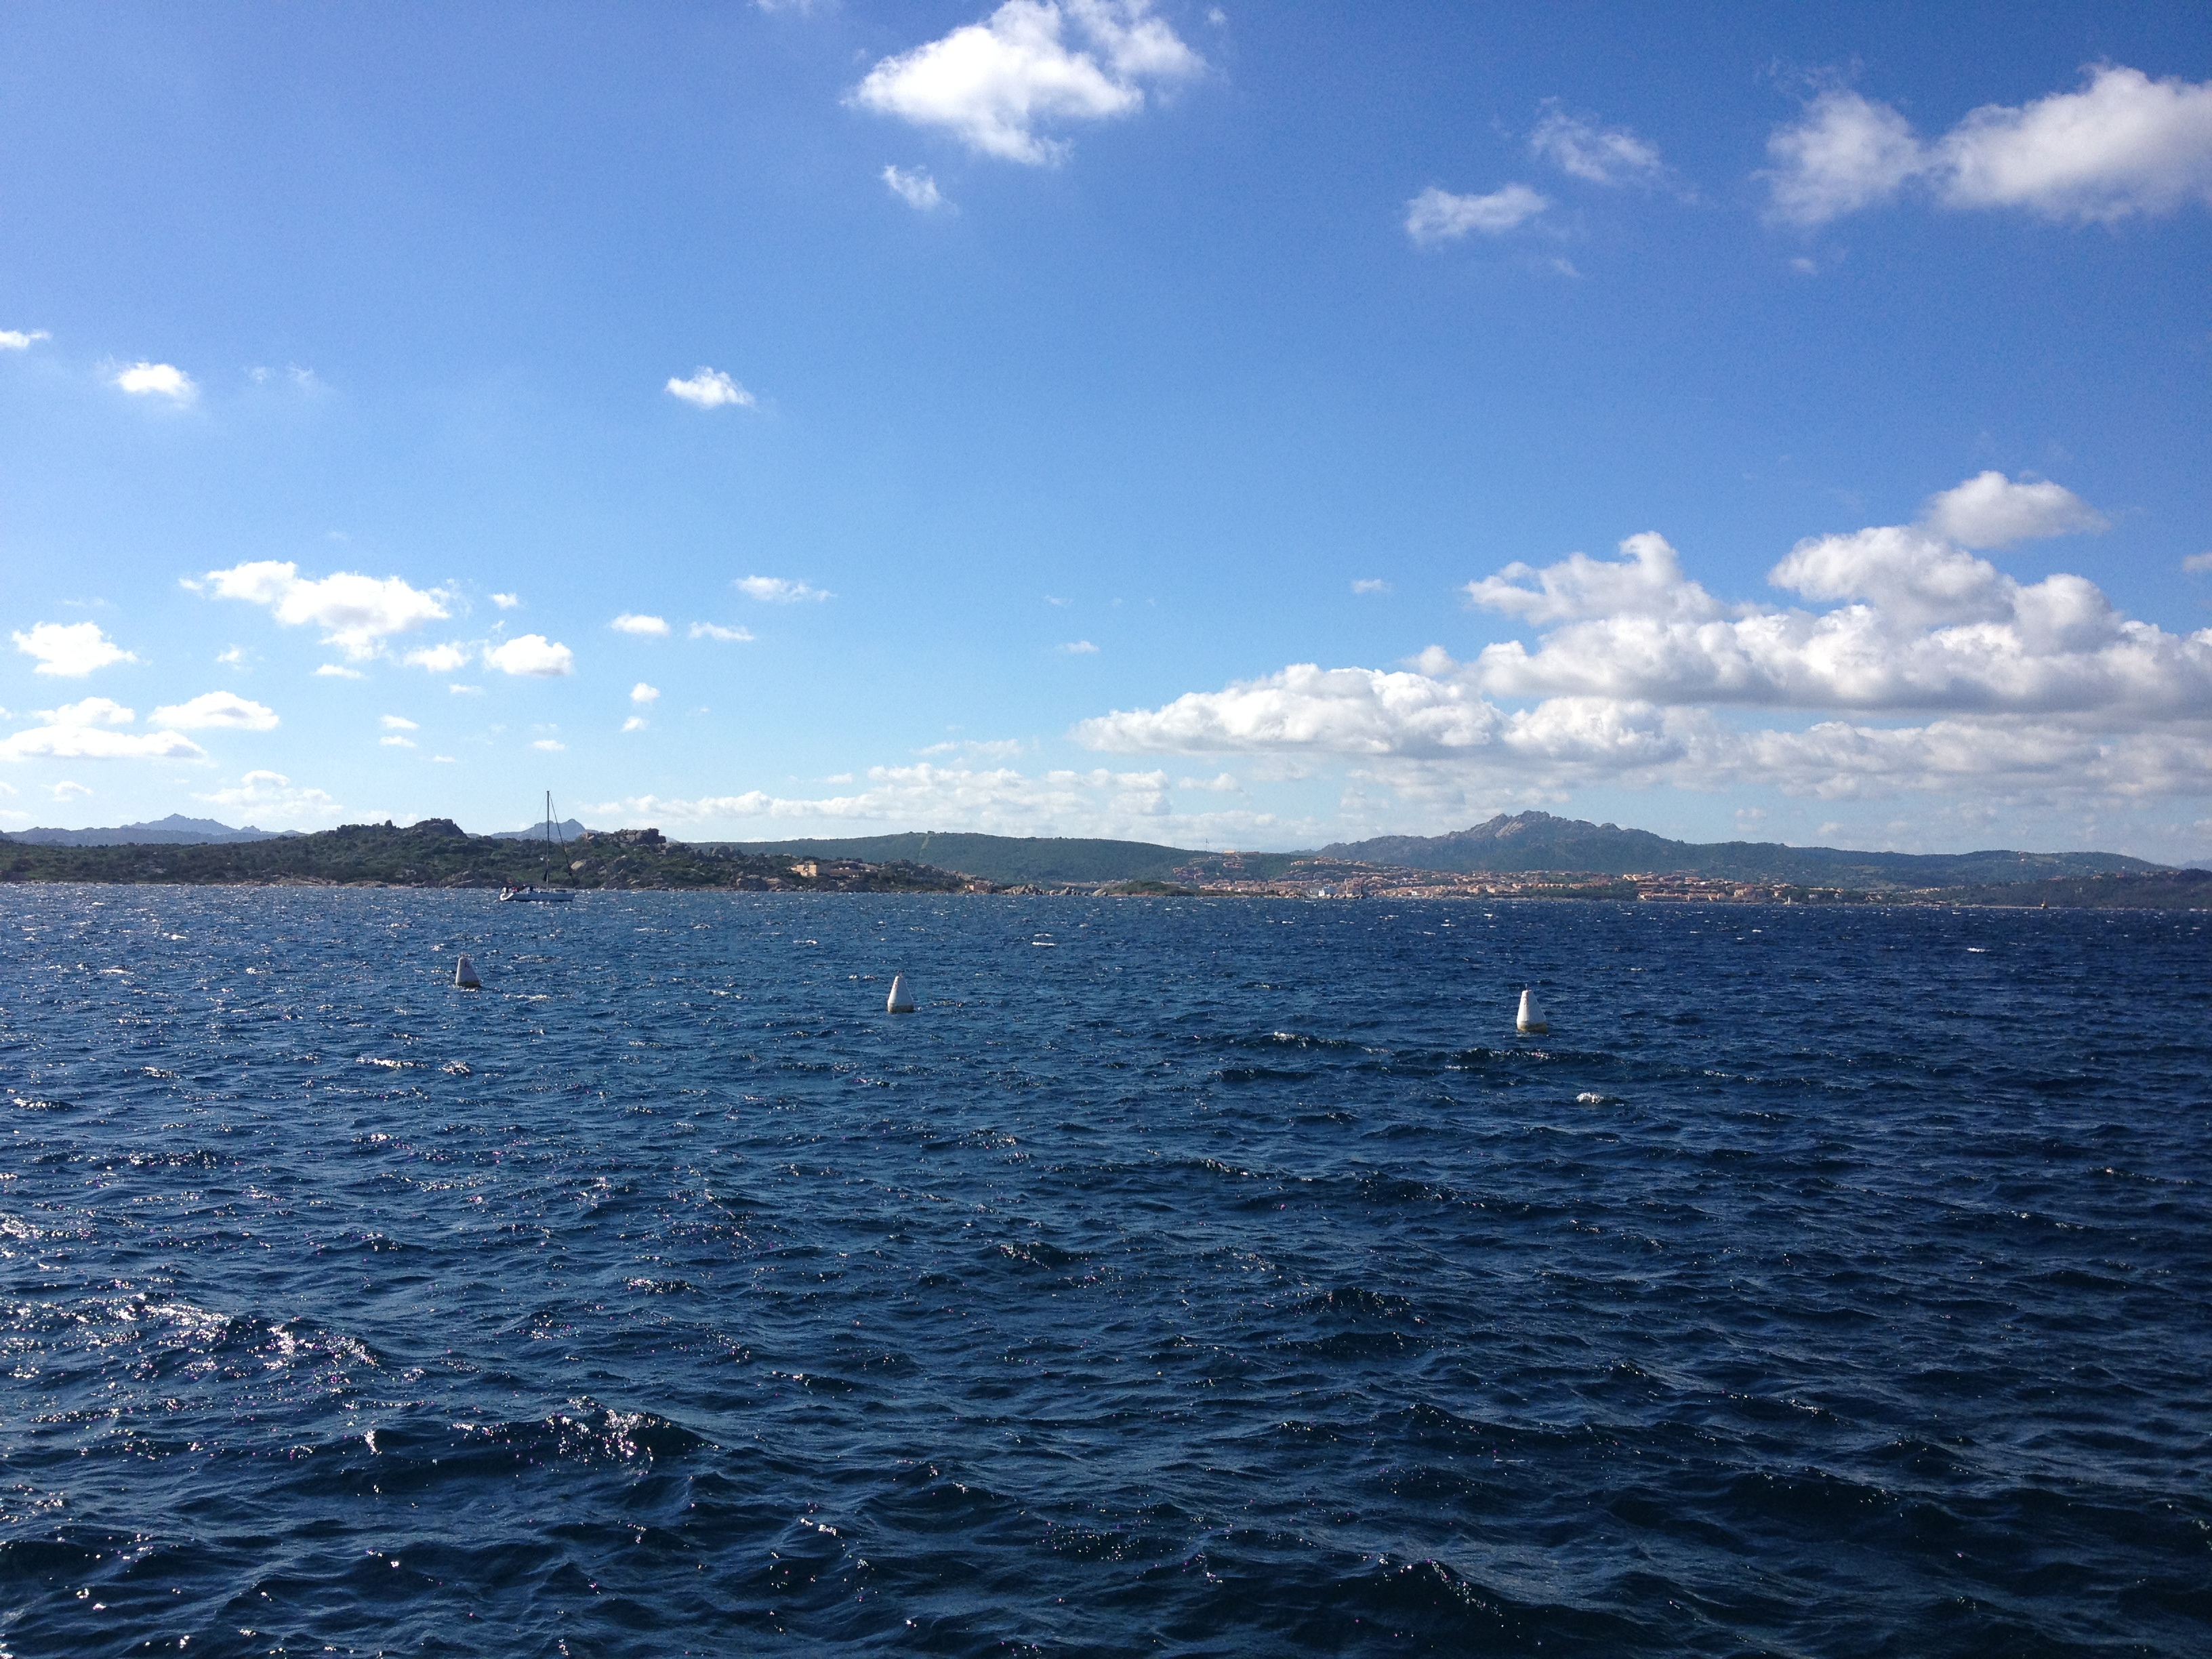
0, 818, 980, 894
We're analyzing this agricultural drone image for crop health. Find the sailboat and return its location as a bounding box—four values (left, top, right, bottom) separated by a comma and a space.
498, 792, 579, 903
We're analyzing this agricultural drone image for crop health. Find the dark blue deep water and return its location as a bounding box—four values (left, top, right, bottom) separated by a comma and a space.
3, 888, 2208, 1657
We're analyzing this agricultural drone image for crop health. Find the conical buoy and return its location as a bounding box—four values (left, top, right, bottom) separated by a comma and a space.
1516, 987, 1546, 1034
886, 972, 915, 1013
454, 954, 481, 990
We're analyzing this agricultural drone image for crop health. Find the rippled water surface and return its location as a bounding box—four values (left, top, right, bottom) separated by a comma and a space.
3, 887, 2208, 1656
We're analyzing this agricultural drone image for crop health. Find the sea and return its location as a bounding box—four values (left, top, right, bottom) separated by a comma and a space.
2, 886, 2207, 1657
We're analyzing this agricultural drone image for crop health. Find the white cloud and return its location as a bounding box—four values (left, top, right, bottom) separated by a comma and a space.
12, 620, 137, 677
1078, 663, 1511, 758
1075, 476, 2212, 809
1, 727, 201, 760
665, 368, 755, 409
1921, 470, 2108, 548
491, 592, 520, 609
588, 762, 1297, 843
1765, 67, 2212, 226
736, 575, 833, 603
1405, 183, 1548, 244
622, 716, 649, 733
532, 738, 566, 752
1351, 579, 1391, 595
403, 643, 472, 673
0, 329, 50, 350
449, 682, 481, 695
883, 165, 950, 209
2183, 552, 2212, 575
314, 663, 366, 679
216, 645, 246, 665
484, 635, 575, 677
612, 613, 670, 636
1465, 531, 1728, 624
112, 361, 197, 402
1763, 89, 1926, 226
200, 560, 451, 660
689, 621, 756, 641
630, 682, 660, 704
51, 779, 91, 802
1060, 639, 1100, 654
1, 696, 205, 762
149, 691, 279, 731
380, 735, 415, 748
380, 714, 418, 730
1940, 66, 2212, 221
194, 770, 340, 826
849, 0, 1202, 165
1530, 105, 1668, 187
39, 697, 135, 727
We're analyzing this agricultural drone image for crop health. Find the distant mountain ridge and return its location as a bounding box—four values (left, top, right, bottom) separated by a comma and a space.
1, 813, 297, 847
487, 819, 591, 842
732, 813, 2173, 889
4, 811, 2181, 890
1315, 812, 2167, 888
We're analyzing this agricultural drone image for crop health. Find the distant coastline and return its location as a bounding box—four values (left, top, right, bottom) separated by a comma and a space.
3, 813, 2205, 907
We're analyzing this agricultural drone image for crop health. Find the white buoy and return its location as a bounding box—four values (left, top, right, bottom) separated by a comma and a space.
886, 972, 915, 1013
1516, 987, 1547, 1034
454, 954, 481, 990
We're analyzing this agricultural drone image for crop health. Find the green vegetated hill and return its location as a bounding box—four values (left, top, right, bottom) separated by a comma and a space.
713, 832, 1305, 886
0, 819, 966, 893
728, 813, 2175, 891
1319, 811, 2170, 888
1913, 869, 2212, 908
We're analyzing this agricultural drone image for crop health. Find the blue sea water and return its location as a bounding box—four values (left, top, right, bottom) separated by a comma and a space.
1, 886, 2207, 1658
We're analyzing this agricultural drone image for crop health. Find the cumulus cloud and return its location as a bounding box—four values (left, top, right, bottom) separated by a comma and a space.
1763, 89, 1926, 226
1, 696, 206, 762
0, 329, 50, 350
623, 716, 648, 733
532, 738, 565, 752
1530, 105, 1669, 187
1405, 183, 1548, 243
736, 576, 832, 603
200, 560, 451, 660
1351, 579, 1391, 595
39, 697, 135, 727
491, 592, 520, 609
1921, 470, 2108, 547
194, 770, 340, 825
883, 165, 949, 209
380, 714, 418, 730
112, 361, 197, 402
484, 635, 575, 677
1060, 639, 1099, 654
630, 682, 660, 705
1765, 66, 2212, 226
2183, 552, 2212, 575
314, 663, 365, 679
665, 368, 755, 409
12, 620, 137, 677
52, 779, 91, 802
149, 691, 279, 731
689, 621, 756, 641
849, 0, 1202, 165
612, 613, 670, 636
380, 735, 414, 748
1076, 473, 2212, 807
402, 643, 472, 674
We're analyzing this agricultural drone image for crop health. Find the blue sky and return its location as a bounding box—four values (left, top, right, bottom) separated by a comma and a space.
5, 1, 2209, 857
